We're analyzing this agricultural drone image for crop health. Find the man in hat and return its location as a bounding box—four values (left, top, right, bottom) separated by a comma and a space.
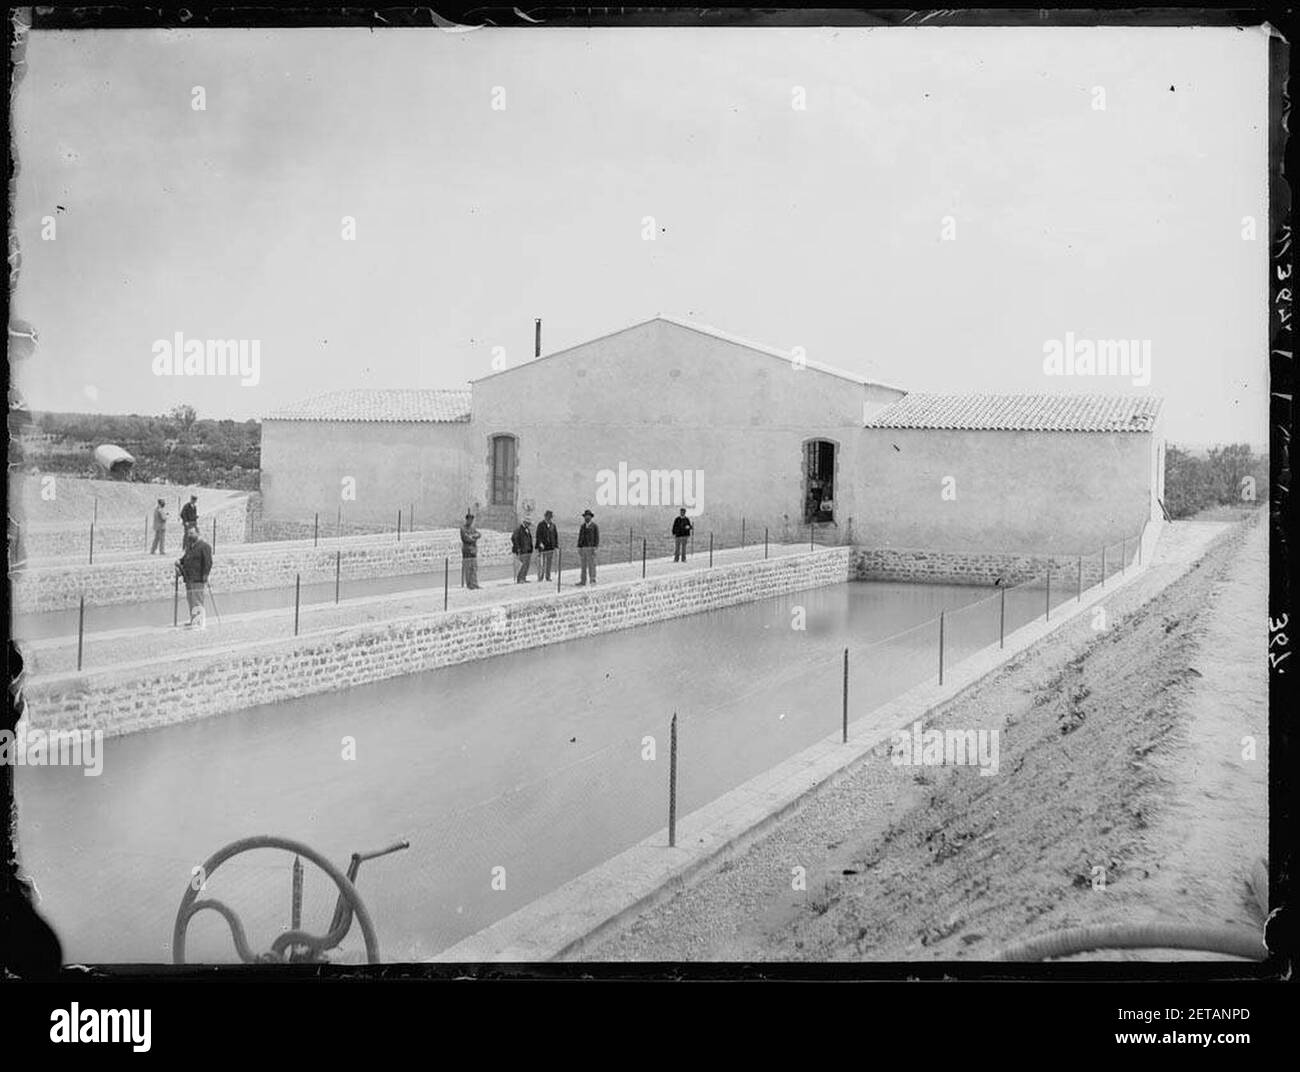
150, 498, 169, 555
534, 509, 558, 581
180, 494, 199, 535
576, 509, 599, 586
176, 528, 213, 629
511, 517, 534, 583
671, 507, 693, 563
460, 511, 481, 589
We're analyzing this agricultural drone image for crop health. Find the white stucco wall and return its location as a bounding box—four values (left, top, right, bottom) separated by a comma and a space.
855, 426, 1159, 555
259, 419, 473, 529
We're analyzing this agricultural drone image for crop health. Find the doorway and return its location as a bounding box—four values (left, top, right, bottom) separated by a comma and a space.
803, 439, 836, 524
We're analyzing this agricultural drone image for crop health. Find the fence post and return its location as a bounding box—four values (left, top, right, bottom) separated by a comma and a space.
212, 516, 217, 554
397, 508, 402, 542
77, 596, 85, 671
314, 513, 319, 547
146, 514, 149, 550
89, 522, 95, 565
810, 523, 815, 551
642, 538, 647, 579
556, 546, 562, 593
1077, 555, 1083, 602
410, 502, 414, 532
741, 517, 746, 548
629, 527, 634, 567
337, 504, 342, 541
842, 647, 849, 743
938, 611, 945, 685
335, 551, 341, 604
709, 532, 713, 568
668, 713, 678, 848
1101, 545, 1106, 588
294, 574, 301, 635
765, 527, 769, 560
1045, 564, 1051, 621
174, 572, 180, 627
999, 586, 1005, 649
444, 556, 449, 611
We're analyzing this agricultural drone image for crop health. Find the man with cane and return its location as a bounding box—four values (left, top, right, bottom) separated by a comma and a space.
176, 528, 213, 629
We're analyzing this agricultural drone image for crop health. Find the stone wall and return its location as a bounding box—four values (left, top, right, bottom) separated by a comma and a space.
11, 527, 513, 613
17, 496, 251, 560
853, 542, 1143, 587
24, 547, 851, 737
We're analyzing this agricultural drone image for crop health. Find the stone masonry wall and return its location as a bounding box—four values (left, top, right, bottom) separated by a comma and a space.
11, 528, 513, 613
25, 548, 851, 738
853, 545, 1139, 587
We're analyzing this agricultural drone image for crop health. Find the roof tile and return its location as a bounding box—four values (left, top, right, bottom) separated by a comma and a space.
865, 393, 1162, 432
266, 389, 472, 423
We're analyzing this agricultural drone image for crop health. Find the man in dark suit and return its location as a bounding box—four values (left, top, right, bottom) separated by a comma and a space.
534, 510, 558, 581
671, 508, 693, 562
577, 509, 599, 586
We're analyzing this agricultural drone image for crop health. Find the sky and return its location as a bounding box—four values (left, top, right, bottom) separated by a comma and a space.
11, 24, 1271, 443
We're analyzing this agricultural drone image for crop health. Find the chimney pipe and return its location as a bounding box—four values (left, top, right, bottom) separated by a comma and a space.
534, 318, 542, 358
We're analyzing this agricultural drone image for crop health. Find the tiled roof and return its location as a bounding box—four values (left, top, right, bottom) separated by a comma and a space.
265, 389, 472, 423
865, 393, 1163, 432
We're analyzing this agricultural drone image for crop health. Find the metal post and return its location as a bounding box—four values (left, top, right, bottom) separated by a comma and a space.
642, 538, 647, 579
999, 586, 1006, 649
709, 532, 713, 567
335, 551, 341, 604
294, 574, 301, 635
938, 611, 945, 685
841, 647, 849, 744
1077, 555, 1083, 602
1045, 564, 1051, 621
444, 556, 449, 611
93, 497, 98, 524
668, 713, 678, 848
629, 527, 634, 567
212, 516, 217, 553
77, 596, 85, 671
314, 513, 319, 547
556, 546, 562, 592
337, 504, 342, 540
291, 857, 303, 932
89, 522, 95, 565
741, 517, 745, 548
810, 523, 815, 551
1101, 545, 1106, 587
765, 527, 769, 560
397, 508, 402, 542
146, 514, 149, 550
410, 502, 415, 532
173, 573, 180, 627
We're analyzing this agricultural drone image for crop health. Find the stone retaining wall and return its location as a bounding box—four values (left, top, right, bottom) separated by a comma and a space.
24, 547, 850, 737
853, 545, 1138, 587
11, 528, 512, 613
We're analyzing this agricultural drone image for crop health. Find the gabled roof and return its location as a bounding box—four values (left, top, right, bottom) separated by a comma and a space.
865, 393, 1163, 432
265, 388, 472, 423
473, 315, 908, 394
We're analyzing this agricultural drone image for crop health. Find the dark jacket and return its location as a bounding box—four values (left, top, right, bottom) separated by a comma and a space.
672, 515, 693, 537
178, 539, 212, 584
534, 520, 558, 551
459, 523, 480, 557
180, 501, 198, 527
511, 525, 533, 555
578, 521, 599, 548
153, 506, 168, 531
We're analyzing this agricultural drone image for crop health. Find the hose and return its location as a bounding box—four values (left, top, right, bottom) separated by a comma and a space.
996, 922, 1266, 962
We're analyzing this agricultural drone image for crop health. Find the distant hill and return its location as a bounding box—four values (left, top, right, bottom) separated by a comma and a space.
10, 406, 260, 491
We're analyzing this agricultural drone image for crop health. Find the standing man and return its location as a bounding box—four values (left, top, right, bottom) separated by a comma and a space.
150, 498, 169, 555
460, 511, 481, 590
511, 518, 534, 583
577, 509, 599, 586
672, 507, 693, 562
176, 528, 213, 629
534, 509, 557, 581
180, 494, 198, 536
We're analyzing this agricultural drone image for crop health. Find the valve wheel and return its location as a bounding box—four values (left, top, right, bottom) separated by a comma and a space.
173, 835, 381, 964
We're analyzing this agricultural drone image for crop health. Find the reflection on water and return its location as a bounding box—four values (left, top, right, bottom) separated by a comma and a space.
16, 579, 1046, 962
